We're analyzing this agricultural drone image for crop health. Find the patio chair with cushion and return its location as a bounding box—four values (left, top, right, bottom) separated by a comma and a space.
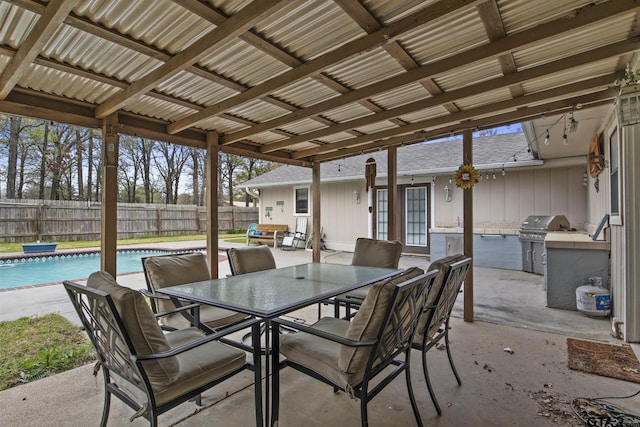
280, 217, 308, 251
271, 266, 438, 427
64, 271, 262, 427
328, 237, 403, 319
227, 245, 304, 338
227, 245, 276, 275
412, 255, 472, 415
142, 252, 248, 332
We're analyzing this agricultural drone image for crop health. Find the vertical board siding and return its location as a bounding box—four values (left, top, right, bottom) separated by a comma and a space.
435, 165, 588, 230
0, 200, 258, 243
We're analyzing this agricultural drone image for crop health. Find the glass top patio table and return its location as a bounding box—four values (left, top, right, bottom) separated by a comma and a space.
159, 262, 399, 427
159, 262, 399, 318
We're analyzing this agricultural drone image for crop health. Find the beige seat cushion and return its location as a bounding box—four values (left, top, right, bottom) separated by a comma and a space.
351, 238, 402, 269
227, 246, 276, 275
87, 271, 179, 386
143, 253, 247, 329
339, 267, 424, 382
154, 328, 247, 406
414, 254, 467, 341
281, 267, 424, 389
279, 317, 351, 389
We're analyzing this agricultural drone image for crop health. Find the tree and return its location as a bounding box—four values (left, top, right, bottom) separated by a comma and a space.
138, 138, 154, 203
188, 147, 205, 206
236, 157, 276, 206
76, 128, 84, 200
118, 135, 144, 203
154, 141, 189, 204
47, 124, 77, 200
5, 116, 21, 198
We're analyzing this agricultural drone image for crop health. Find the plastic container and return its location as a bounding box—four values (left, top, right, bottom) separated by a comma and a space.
576, 277, 611, 317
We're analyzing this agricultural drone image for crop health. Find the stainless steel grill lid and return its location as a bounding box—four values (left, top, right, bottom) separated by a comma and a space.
520, 215, 570, 232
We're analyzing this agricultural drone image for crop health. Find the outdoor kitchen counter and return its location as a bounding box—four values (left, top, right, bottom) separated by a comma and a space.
429, 227, 520, 270
544, 231, 610, 250
544, 231, 610, 310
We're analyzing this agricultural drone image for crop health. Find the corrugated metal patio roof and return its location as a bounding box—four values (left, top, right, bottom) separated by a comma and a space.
0, 0, 637, 165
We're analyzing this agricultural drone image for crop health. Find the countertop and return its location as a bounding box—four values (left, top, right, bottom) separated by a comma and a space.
544, 231, 610, 250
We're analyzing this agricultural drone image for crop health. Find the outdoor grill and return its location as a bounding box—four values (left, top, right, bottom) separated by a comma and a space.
519, 215, 570, 274
519, 215, 570, 242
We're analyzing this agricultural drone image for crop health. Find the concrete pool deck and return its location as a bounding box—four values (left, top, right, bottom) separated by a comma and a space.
1, 240, 639, 426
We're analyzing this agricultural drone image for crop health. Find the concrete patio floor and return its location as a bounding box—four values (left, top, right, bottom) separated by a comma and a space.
1, 242, 639, 426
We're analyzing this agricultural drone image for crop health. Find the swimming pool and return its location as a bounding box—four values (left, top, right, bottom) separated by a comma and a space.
0, 249, 203, 290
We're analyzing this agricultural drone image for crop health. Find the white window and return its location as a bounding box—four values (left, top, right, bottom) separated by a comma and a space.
294, 186, 310, 215
609, 126, 622, 225
377, 189, 388, 240
405, 187, 427, 246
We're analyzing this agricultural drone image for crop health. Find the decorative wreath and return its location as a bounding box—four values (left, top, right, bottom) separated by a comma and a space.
587, 134, 605, 178
454, 163, 480, 189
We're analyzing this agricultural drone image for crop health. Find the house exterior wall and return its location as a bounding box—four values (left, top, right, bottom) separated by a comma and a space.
257, 181, 369, 251
432, 166, 588, 231
620, 124, 640, 342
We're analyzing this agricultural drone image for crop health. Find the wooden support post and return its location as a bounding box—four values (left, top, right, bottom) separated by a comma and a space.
206, 132, 219, 278
463, 129, 474, 322
100, 114, 119, 276
387, 146, 398, 241
312, 162, 321, 262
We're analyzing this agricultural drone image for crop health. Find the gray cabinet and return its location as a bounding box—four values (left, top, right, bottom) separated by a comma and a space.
544, 232, 610, 310
522, 241, 545, 274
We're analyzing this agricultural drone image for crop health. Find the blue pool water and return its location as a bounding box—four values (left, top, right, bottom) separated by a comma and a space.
0, 249, 195, 290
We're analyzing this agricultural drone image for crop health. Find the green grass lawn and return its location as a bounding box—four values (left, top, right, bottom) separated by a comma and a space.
0, 314, 95, 391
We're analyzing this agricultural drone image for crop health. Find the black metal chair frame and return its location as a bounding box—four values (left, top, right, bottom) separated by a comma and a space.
271, 271, 438, 427
413, 257, 472, 415
140, 251, 210, 332
64, 280, 263, 427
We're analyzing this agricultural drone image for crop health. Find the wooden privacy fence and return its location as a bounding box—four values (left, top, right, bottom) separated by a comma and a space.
0, 199, 258, 243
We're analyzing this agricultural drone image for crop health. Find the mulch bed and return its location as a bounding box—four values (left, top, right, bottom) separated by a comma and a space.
567, 337, 640, 384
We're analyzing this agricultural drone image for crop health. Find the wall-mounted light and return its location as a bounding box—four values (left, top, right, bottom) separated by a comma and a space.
353, 189, 360, 204
616, 65, 640, 126
443, 185, 452, 202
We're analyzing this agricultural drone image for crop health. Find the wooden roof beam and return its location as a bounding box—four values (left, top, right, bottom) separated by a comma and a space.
0, 0, 78, 99
260, 38, 637, 153
296, 74, 617, 159
312, 95, 615, 163
95, 0, 291, 119
476, 0, 524, 97
167, 0, 480, 134
223, 0, 638, 145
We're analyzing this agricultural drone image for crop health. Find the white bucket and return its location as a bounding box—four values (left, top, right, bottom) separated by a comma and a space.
576, 278, 611, 317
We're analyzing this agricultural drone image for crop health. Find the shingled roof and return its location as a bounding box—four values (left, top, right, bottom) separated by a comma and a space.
242, 131, 538, 187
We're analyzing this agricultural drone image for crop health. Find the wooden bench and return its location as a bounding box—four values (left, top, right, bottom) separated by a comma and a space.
247, 224, 288, 247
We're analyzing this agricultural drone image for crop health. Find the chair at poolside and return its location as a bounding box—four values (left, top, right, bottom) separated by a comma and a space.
272, 267, 437, 427
226, 245, 276, 275
141, 252, 248, 332
226, 245, 304, 338
64, 271, 262, 427
412, 255, 472, 415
